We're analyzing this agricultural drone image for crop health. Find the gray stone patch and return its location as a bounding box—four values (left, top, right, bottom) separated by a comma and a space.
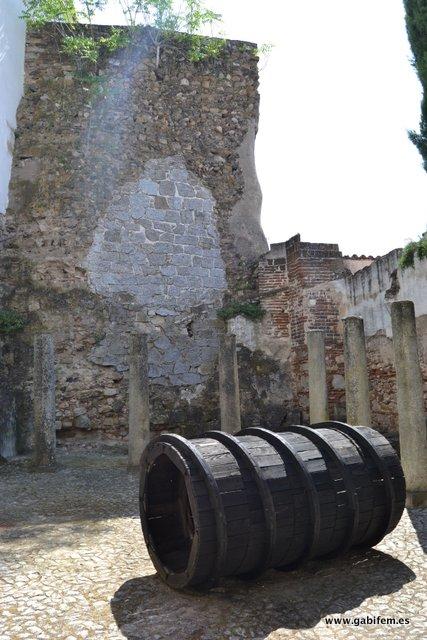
85, 156, 227, 385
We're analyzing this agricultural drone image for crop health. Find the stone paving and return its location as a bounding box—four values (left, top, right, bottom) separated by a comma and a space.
0, 445, 426, 640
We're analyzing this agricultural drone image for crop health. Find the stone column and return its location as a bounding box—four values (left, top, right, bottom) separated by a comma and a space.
128, 332, 150, 469
391, 301, 427, 507
307, 329, 329, 424
33, 333, 56, 470
343, 316, 372, 426
218, 333, 241, 434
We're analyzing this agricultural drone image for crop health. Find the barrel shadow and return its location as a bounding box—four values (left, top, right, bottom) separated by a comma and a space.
110, 549, 415, 639
407, 508, 427, 552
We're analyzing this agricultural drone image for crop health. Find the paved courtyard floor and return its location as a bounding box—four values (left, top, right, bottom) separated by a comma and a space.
0, 445, 426, 640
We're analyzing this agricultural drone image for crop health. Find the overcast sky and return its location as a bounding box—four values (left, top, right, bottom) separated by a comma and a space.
94, 0, 427, 256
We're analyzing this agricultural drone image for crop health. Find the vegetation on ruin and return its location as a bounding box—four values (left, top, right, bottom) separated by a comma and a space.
0, 310, 26, 335
404, 1, 427, 169
217, 301, 266, 322
22, 0, 225, 73
399, 233, 427, 269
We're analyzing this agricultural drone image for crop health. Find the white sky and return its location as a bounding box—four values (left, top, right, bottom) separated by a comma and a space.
92, 0, 427, 256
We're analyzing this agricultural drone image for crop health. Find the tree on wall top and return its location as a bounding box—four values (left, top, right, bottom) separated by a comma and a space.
404, 0, 427, 170
22, 0, 225, 73
122, 0, 225, 66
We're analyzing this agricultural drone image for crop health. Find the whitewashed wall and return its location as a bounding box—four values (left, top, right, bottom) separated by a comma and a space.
0, 0, 25, 214
344, 250, 427, 337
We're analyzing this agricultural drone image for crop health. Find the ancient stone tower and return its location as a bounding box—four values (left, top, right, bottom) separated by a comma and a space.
0, 25, 292, 451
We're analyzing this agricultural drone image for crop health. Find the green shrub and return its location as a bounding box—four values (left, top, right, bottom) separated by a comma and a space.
399, 233, 427, 270
217, 301, 265, 322
418, 233, 427, 259
0, 310, 26, 334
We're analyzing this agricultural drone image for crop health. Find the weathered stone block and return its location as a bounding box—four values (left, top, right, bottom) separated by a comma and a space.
104, 230, 121, 242
155, 308, 176, 317
173, 361, 190, 374
144, 228, 161, 241
169, 168, 188, 181
193, 256, 213, 268
159, 181, 176, 196
158, 232, 174, 243
146, 253, 167, 266
153, 221, 175, 232
176, 183, 195, 197
154, 335, 173, 351
171, 254, 192, 266
154, 196, 169, 210
152, 242, 173, 254
159, 266, 176, 277
179, 372, 203, 385
181, 211, 194, 224
166, 196, 183, 209
139, 178, 158, 195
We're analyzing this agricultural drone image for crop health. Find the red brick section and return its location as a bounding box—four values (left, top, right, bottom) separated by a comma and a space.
258, 235, 347, 423
366, 336, 427, 441
367, 346, 398, 437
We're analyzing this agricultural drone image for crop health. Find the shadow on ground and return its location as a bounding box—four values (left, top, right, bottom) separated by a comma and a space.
111, 549, 415, 639
407, 508, 426, 552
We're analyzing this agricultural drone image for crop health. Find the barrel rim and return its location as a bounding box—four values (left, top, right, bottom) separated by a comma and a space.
140, 433, 228, 588
241, 427, 322, 566
310, 421, 404, 545
284, 425, 361, 555
204, 430, 277, 576
139, 438, 200, 589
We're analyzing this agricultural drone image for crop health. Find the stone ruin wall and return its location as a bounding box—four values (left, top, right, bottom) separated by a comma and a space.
253, 234, 427, 441
1, 24, 299, 453
1, 25, 426, 454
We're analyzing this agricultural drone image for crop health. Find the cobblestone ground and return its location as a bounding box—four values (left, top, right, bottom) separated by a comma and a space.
0, 445, 426, 640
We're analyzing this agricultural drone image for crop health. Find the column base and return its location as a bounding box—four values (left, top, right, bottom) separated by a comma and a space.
406, 491, 427, 508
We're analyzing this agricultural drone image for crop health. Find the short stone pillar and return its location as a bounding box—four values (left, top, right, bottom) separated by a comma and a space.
218, 333, 241, 434
307, 329, 329, 424
391, 301, 427, 507
33, 333, 56, 470
343, 316, 372, 426
128, 332, 150, 469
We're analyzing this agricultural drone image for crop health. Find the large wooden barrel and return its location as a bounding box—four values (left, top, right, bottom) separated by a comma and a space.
139, 421, 405, 589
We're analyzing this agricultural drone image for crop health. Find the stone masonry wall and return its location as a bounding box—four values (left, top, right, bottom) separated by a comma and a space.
0, 24, 276, 452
